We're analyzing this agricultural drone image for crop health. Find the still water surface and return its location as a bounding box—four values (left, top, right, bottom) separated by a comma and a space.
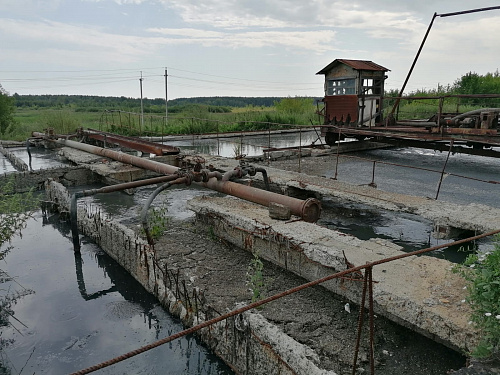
0, 211, 232, 375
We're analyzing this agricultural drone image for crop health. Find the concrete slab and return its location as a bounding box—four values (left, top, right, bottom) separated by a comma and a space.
200, 155, 500, 234
188, 195, 477, 352
58, 147, 176, 183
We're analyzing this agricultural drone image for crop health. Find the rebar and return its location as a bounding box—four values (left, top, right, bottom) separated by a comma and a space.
70, 229, 500, 375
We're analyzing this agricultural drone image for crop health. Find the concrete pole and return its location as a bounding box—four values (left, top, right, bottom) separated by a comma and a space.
140, 71, 144, 133
164, 68, 168, 125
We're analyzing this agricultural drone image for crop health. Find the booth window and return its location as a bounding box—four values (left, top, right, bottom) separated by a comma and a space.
326, 79, 355, 95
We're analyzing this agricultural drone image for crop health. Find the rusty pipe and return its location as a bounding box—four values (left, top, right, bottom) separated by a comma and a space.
78, 174, 182, 197
46, 137, 321, 222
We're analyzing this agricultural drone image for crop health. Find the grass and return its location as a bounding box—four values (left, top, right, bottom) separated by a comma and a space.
8, 105, 321, 141
453, 235, 500, 359
10, 108, 101, 140
6, 95, 497, 141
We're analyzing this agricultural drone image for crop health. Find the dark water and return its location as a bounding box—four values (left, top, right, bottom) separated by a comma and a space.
318, 197, 494, 264
2, 147, 71, 173
69, 183, 219, 223
324, 147, 500, 209
0, 211, 233, 375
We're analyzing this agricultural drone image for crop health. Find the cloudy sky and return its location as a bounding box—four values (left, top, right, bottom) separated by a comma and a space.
1, 0, 499, 100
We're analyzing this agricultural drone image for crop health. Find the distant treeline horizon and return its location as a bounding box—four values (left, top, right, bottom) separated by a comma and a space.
11, 94, 313, 112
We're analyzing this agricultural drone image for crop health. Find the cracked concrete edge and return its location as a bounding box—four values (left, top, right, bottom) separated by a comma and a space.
188, 195, 479, 353
0, 166, 95, 193
241, 307, 337, 375
0, 145, 28, 171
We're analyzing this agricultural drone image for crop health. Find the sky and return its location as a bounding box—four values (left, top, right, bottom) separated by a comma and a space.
1, 0, 500, 100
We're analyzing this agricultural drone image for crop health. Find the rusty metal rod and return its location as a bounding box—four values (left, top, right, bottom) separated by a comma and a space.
70, 228, 500, 375
352, 269, 370, 375
435, 140, 454, 200
45, 137, 321, 222
390, 12, 438, 116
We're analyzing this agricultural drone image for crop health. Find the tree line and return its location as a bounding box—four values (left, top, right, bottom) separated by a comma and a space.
10, 94, 285, 112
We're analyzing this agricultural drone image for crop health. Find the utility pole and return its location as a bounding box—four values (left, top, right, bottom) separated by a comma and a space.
140, 71, 144, 132
164, 67, 168, 125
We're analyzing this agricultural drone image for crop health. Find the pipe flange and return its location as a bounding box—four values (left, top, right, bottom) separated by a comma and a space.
184, 173, 192, 186
201, 170, 210, 182
301, 198, 322, 223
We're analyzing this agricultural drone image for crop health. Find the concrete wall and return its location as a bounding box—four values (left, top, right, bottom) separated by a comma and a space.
0, 145, 28, 171
188, 195, 479, 353
0, 167, 96, 194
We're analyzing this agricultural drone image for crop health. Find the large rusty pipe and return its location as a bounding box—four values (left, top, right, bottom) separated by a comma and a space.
201, 178, 321, 223
49, 137, 321, 222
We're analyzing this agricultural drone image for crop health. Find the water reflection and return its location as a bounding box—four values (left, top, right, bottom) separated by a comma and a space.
0, 147, 71, 173
319, 198, 493, 263
1, 211, 232, 375
164, 131, 319, 157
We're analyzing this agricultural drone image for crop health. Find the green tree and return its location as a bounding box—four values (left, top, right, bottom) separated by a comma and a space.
452, 71, 500, 106
0, 84, 16, 135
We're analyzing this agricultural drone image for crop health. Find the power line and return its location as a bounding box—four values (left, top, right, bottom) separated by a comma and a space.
166, 66, 318, 85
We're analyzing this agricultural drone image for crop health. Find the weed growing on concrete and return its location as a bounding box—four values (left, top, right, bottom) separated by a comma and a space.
247, 252, 265, 304
232, 144, 240, 158
453, 235, 500, 358
142, 204, 170, 241
207, 226, 218, 241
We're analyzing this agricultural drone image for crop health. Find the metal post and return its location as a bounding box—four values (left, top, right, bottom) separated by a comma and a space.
267, 123, 271, 165
437, 97, 444, 133
368, 267, 375, 375
435, 140, 454, 200
369, 161, 377, 188
217, 122, 220, 156
333, 127, 341, 180
298, 127, 302, 173
192, 119, 195, 146
352, 269, 370, 375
